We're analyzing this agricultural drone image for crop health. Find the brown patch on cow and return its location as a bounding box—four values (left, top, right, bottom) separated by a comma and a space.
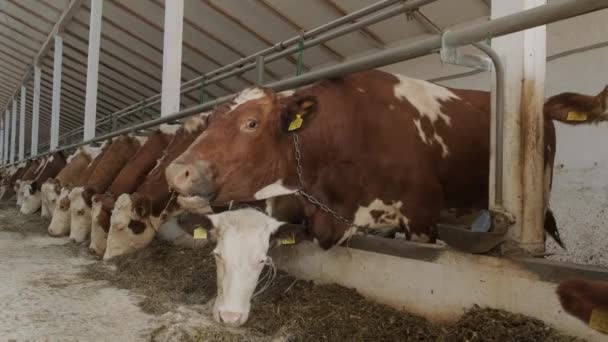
32, 152, 67, 192
370, 209, 384, 221
59, 195, 71, 211
56, 148, 93, 187
82, 187, 95, 207
128, 220, 147, 235
545, 85, 608, 124
131, 193, 151, 218
93, 194, 116, 233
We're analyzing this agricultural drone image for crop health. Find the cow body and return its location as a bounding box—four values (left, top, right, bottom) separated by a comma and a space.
69, 135, 146, 242
90, 127, 178, 256
48, 143, 108, 237
20, 152, 67, 215
105, 116, 208, 259
40, 146, 99, 218
167, 70, 555, 248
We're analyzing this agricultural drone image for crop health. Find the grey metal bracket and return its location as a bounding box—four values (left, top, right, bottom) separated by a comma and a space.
440, 31, 493, 71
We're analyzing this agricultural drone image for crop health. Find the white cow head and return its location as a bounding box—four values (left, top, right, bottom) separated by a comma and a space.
68, 187, 92, 242
15, 180, 25, 206
41, 180, 61, 218
48, 187, 72, 236
20, 182, 42, 215
104, 193, 157, 260
199, 208, 307, 327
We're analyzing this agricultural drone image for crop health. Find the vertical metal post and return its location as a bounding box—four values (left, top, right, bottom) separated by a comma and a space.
31, 65, 41, 156
50, 35, 63, 151
18, 86, 26, 160
491, 0, 547, 254
256, 55, 265, 85
10, 101, 17, 163
83, 0, 103, 141
0, 119, 4, 165
160, 0, 184, 117
3, 110, 9, 164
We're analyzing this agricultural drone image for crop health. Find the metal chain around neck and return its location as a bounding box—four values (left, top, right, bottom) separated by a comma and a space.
291, 133, 363, 229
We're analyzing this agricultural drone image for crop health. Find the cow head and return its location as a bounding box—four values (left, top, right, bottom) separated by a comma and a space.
195, 208, 308, 327
20, 181, 42, 215
104, 193, 157, 260
48, 187, 72, 236
15, 180, 25, 206
166, 88, 313, 204
68, 187, 93, 242
89, 194, 116, 256
41, 178, 62, 218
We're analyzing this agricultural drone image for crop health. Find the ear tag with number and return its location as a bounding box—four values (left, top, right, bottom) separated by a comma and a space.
566, 111, 588, 122
288, 113, 304, 131
193, 226, 207, 240
279, 233, 296, 245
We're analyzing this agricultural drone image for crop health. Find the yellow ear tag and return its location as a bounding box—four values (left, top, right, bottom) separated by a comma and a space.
566, 111, 588, 122
279, 233, 296, 246
288, 113, 304, 131
589, 308, 608, 334
193, 227, 207, 240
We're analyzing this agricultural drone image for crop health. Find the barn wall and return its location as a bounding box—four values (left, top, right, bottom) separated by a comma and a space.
380, 9, 608, 170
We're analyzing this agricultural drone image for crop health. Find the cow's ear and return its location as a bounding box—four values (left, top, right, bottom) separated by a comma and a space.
82, 187, 95, 207
281, 96, 318, 132
132, 194, 151, 218
269, 223, 309, 248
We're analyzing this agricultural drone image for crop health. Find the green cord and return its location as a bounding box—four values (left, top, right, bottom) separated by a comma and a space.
296, 38, 305, 76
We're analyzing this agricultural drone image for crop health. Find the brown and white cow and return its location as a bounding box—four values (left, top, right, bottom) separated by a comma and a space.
545, 85, 608, 125
40, 146, 100, 218
89, 125, 179, 256
20, 152, 67, 215
48, 143, 108, 237
104, 116, 209, 260
165, 71, 606, 326
0, 161, 26, 199
16, 159, 42, 207
69, 134, 146, 242
557, 278, 608, 334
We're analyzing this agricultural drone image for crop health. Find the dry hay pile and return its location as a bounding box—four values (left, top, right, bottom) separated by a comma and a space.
0, 199, 50, 235
82, 239, 585, 342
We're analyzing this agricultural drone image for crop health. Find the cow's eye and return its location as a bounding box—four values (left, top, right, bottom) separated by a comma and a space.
246, 119, 258, 130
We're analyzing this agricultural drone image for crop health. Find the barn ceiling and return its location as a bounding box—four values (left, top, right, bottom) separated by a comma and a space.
0, 0, 490, 154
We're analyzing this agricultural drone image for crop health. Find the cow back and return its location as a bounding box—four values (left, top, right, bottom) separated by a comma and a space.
75, 141, 112, 187
34, 152, 67, 185
21, 160, 42, 181
85, 135, 143, 193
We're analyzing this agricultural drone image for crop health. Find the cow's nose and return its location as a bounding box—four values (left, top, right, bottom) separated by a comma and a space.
69, 238, 76, 243
89, 247, 97, 255
219, 311, 243, 325
48, 228, 55, 236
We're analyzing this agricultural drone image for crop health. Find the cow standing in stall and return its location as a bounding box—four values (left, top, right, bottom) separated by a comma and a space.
166, 71, 606, 326
40, 146, 102, 218
48, 142, 110, 237
20, 152, 67, 215
89, 125, 179, 256
69, 134, 146, 242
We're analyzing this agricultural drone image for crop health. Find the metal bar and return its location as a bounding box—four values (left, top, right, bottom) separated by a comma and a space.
256, 56, 265, 85
10, 101, 17, 163
18, 86, 26, 160
50, 35, 63, 151
31, 66, 41, 156
161, 0, 184, 117
4, 110, 9, 164
4, 0, 606, 167
83, 0, 104, 141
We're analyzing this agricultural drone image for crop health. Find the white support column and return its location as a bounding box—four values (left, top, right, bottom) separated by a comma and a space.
31, 65, 41, 156
83, 0, 103, 140
491, 0, 547, 254
160, 0, 184, 117
4, 110, 9, 164
10, 101, 17, 163
0, 119, 4, 165
50, 35, 63, 151
18, 86, 26, 160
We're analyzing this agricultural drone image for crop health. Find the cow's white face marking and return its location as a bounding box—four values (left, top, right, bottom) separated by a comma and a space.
211, 209, 285, 327
41, 182, 59, 218
254, 179, 297, 200
48, 188, 72, 236
20, 183, 41, 215
104, 194, 156, 260
393, 74, 458, 157
69, 187, 92, 242
229, 88, 266, 112
353, 199, 407, 229
159, 123, 181, 135
90, 200, 108, 256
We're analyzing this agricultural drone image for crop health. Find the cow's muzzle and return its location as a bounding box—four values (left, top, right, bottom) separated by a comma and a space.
166, 161, 215, 199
